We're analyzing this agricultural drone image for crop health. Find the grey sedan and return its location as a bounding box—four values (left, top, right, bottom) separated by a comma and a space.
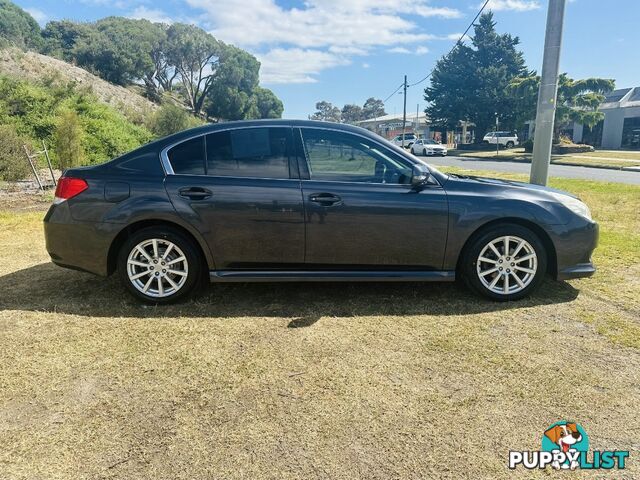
44, 120, 597, 303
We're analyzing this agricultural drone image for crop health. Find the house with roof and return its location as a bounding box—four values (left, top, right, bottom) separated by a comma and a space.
573, 87, 640, 149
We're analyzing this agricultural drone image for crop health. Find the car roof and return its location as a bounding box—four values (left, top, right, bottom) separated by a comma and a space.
126, 119, 386, 155
111, 119, 410, 165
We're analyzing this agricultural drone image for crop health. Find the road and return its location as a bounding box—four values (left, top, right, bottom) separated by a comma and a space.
429, 156, 640, 185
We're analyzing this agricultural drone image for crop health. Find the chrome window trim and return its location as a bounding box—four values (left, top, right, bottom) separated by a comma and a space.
297, 125, 441, 188
159, 123, 440, 187
161, 125, 298, 180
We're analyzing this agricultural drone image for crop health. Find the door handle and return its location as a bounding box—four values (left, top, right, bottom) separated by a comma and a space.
179, 187, 212, 200
309, 193, 342, 206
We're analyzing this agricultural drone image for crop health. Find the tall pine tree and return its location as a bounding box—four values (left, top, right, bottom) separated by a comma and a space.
425, 12, 529, 140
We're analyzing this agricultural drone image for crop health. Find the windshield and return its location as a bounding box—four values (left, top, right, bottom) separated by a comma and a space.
424, 139, 437, 145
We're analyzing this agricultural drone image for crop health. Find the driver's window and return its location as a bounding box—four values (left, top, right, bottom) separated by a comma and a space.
300, 128, 412, 184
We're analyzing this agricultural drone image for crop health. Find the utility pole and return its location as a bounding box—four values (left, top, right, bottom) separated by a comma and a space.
495, 114, 499, 157
402, 75, 408, 148
530, 0, 566, 186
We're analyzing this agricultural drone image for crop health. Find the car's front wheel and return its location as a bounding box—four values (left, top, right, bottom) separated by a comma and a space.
462, 224, 547, 301
506, 141, 515, 148
117, 227, 203, 304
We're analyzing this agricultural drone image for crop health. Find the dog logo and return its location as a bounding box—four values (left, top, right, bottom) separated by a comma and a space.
509, 420, 629, 470
542, 422, 588, 470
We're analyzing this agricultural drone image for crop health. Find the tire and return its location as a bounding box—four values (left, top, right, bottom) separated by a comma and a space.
461, 223, 547, 301
506, 141, 515, 149
423, 149, 427, 156
117, 226, 203, 304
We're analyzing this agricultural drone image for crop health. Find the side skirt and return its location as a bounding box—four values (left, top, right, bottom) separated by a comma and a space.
209, 270, 456, 283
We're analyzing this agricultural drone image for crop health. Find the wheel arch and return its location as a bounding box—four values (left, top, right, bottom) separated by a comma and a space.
455, 217, 557, 277
107, 219, 213, 276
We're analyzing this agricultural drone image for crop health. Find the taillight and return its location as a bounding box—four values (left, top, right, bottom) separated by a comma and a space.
54, 177, 89, 204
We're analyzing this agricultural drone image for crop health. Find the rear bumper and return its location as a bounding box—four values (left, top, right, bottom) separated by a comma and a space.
44, 202, 114, 276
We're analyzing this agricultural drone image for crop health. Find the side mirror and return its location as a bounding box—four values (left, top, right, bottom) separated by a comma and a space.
411, 164, 431, 187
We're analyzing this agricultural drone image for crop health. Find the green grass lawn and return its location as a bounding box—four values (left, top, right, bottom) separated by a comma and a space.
451, 147, 640, 169
1, 174, 638, 479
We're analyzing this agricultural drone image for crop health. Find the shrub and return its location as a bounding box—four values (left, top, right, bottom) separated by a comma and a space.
523, 138, 533, 153
54, 110, 85, 169
0, 124, 31, 181
148, 103, 202, 138
0, 75, 153, 166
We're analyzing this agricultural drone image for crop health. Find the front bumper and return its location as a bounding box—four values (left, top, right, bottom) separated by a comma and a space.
557, 262, 596, 280
552, 219, 599, 281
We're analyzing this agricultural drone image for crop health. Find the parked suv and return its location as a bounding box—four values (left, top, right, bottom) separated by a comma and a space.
45, 120, 597, 304
483, 131, 519, 148
390, 133, 417, 148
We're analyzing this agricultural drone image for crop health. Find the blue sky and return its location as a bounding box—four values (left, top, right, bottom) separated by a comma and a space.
14, 0, 640, 119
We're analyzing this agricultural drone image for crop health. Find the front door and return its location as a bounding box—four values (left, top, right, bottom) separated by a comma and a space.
164, 127, 305, 269
297, 127, 448, 269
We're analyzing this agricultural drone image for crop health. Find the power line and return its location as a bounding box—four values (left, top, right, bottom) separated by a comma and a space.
382, 83, 405, 103
407, 0, 491, 88
373, 0, 491, 111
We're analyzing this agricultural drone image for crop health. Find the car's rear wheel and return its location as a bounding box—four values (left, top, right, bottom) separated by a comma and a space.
118, 227, 202, 304
461, 224, 547, 301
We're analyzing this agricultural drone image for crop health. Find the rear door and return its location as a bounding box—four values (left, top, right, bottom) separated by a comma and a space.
164, 127, 305, 270
296, 127, 448, 269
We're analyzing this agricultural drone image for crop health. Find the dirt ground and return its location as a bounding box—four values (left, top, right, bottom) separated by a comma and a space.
1, 174, 638, 479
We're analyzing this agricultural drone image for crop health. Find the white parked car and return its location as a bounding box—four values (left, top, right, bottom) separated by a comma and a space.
411, 139, 447, 157
390, 133, 417, 148
483, 131, 519, 148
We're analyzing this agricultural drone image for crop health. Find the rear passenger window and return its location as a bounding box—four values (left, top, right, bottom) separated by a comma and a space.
167, 137, 205, 175
206, 127, 291, 179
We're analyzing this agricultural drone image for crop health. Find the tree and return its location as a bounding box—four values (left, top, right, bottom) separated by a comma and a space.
424, 45, 475, 131
205, 45, 260, 120
54, 110, 85, 169
0, 0, 43, 50
0, 125, 31, 181
341, 104, 363, 124
72, 17, 158, 86
148, 103, 201, 137
41, 20, 93, 62
509, 74, 615, 141
253, 87, 283, 119
362, 97, 386, 119
310, 101, 341, 122
425, 12, 528, 140
166, 23, 222, 115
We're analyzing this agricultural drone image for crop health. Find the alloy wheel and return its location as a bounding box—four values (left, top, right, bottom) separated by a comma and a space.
476, 235, 538, 295
126, 238, 189, 298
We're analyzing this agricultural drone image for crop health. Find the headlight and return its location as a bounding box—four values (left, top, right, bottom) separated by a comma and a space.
548, 192, 592, 220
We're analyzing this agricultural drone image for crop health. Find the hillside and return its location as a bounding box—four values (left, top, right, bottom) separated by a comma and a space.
0, 47, 157, 119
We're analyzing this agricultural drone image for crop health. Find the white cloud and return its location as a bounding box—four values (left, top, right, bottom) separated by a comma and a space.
388, 47, 411, 54
414, 5, 462, 18
416, 46, 429, 55
486, 0, 540, 11
25, 7, 48, 26
128, 6, 174, 24
186, 0, 460, 83
257, 48, 351, 84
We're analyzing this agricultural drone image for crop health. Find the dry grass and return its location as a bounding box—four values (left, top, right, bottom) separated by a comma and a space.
1, 174, 639, 479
